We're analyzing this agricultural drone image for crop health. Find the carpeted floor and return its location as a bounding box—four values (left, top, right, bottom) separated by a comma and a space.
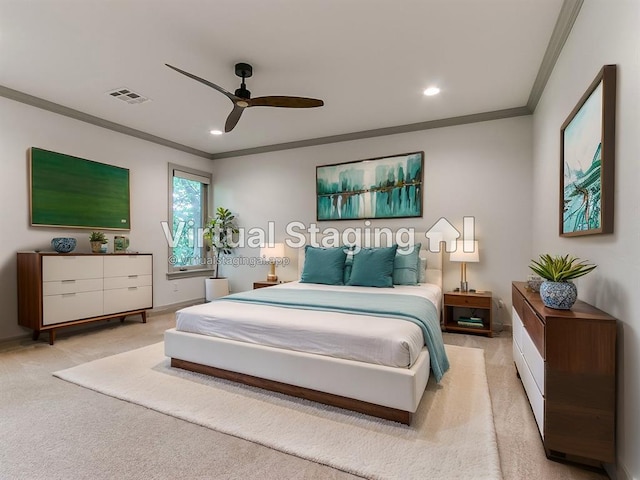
53, 343, 501, 480
0, 313, 608, 479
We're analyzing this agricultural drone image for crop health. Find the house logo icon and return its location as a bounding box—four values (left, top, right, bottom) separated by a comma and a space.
425, 216, 475, 253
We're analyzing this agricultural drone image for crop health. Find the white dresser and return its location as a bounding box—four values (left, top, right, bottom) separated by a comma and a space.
18, 252, 153, 344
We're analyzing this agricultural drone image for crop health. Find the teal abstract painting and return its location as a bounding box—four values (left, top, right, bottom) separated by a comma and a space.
560, 65, 616, 236
316, 152, 423, 220
562, 83, 603, 234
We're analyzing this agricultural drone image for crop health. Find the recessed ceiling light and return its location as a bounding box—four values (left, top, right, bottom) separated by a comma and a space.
423, 87, 440, 96
210, 130, 223, 135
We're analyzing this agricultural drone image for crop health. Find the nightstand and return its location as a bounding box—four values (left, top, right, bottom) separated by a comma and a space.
253, 281, 279, 289
443, 291, 493, 337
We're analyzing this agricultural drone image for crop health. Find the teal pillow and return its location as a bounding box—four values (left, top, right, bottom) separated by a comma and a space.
393, 243, 421, 285
343, 249, 354, 284
300, 246, 347, 285
347, 245, 398, 288
418, 256, 428, 283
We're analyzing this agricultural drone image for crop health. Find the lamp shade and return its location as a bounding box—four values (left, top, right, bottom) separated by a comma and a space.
260, 243, 285, 260
449, 240, 479, 263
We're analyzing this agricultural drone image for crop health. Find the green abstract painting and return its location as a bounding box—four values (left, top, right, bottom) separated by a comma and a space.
30, 148, 131, 230
316, 152, 423, 220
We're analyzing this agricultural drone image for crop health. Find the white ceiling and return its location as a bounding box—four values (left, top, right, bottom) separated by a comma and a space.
0, 0, 565, 157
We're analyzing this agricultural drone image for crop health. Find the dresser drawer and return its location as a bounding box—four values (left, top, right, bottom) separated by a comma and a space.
444, 294, 491, 309
43, 278, 103, 296
104, 274, 152, 290
42, 256, 103, 281
512, 284, 525, 320
523, 301, 545, 357
43, 291, 104, 325
104, 285, 152, 314
515, 345, 545, 437
512, 306, 524, 351
522, 326, 545, 395
104, 255, 152, 277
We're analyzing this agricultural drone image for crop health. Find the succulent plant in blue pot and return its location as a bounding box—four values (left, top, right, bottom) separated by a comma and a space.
51, 237, 77, 253
529, 254, 597, 310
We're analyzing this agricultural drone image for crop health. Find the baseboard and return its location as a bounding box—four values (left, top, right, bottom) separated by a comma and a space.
609, 458, 632, 480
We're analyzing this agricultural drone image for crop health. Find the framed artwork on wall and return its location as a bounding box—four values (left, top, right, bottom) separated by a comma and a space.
30, 147, 131, 230
316, 151, 424, 221
560, 64, 616, 237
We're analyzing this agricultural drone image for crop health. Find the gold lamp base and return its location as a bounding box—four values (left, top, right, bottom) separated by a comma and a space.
266, 262, 277, 282
459, 262, 469, 292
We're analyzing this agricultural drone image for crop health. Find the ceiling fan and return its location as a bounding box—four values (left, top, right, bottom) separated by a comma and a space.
166, 62, 324, 133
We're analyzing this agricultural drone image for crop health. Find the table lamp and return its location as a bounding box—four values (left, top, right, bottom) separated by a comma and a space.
449, 240, 479, 292
260, 243, 285, 282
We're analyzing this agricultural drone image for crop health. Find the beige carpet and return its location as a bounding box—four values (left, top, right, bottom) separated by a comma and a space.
54, 343, 502, 480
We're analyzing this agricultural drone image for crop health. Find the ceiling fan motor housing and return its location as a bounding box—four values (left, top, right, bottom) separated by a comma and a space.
234, 62, 253, 98
235, 87, 251, 99
234, 62, 253, 78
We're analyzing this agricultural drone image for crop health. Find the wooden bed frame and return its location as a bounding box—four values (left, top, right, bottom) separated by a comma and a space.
165, 242, 442, 425
170, 358, 415, 424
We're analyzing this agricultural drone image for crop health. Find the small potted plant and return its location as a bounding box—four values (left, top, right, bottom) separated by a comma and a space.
529, 254, 597, 310
203, 207, 238, 300
89, 231, 108, 253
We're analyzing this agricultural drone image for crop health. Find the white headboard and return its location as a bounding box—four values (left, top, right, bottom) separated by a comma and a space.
293, 231, 443, 288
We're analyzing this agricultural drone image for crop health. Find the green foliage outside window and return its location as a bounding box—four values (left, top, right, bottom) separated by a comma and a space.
172, 176, 205, 267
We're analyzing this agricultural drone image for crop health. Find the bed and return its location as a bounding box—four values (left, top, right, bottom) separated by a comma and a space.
164, 242, 447, 425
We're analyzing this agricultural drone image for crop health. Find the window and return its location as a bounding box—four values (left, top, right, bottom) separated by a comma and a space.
168, 164, 212, 275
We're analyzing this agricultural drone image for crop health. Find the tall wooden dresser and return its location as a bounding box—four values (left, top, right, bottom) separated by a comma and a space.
512, 281, 616, 467
18, 252, 153, 344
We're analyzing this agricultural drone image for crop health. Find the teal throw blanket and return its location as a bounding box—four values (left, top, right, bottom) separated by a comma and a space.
222, 288, 449, 382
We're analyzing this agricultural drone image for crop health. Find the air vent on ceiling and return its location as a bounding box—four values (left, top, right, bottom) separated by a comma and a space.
106, 87, 151, 104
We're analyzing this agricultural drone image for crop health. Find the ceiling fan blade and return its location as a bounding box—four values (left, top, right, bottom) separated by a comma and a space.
248, 96, 324, 108
165, 64, 238, 102
225, 105, 245, 132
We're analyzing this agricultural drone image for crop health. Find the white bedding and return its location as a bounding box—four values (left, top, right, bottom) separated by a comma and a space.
175, 281, 441, 368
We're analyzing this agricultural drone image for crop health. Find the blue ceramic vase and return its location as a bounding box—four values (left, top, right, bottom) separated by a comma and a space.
51, 237, 77, 253
539, 281, 577, 310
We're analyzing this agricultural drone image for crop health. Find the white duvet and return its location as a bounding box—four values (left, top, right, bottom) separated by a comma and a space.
175, 281, 442, 368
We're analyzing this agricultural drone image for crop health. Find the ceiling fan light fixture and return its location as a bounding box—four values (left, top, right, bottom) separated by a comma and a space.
210, 129, 223, 135
423, 87, 440, 96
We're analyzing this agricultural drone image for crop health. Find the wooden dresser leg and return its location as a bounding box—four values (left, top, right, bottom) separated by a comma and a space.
32, 330, 40, 341
141, 311, 147, 323
49, 330, 56, 345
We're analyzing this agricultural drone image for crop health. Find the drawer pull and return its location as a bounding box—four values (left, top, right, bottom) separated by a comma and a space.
61, 279, 76, 284
128, 275, 138, 278
128, 286, 138, 290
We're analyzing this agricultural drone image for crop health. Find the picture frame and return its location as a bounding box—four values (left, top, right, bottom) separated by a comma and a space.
560, 65, 616, 236
30, 147, 131, 230
113, 235, 130, 253
316, 151, 424, 221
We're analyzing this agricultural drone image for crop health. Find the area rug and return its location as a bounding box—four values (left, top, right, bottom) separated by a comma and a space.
54, 343, 502, 479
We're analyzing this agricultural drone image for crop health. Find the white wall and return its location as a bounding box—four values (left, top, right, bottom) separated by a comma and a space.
0, 96, 214, 341
532, 1, 640, 478
212, 115, 533, 326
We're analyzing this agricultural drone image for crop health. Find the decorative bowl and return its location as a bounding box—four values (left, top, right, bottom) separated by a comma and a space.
51, 237, 77, 253
526, 275, 543, 292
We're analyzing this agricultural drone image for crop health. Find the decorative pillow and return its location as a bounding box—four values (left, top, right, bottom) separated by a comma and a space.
347, 245, 398, 288
300, 246, 347, 285
392, 243, 421, 285
418, 256, 428, 283
343, 248, 355, 284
